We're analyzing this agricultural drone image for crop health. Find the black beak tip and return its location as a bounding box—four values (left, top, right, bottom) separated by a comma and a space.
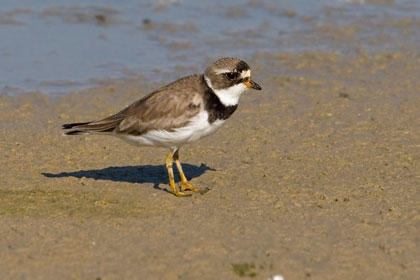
252, 81, 262, 90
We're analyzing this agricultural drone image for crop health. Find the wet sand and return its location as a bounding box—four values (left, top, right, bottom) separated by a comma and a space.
1, 48, 419, 279
3, 1, 420, 272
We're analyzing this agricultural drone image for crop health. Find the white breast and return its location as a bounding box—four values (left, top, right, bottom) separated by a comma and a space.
118, 110, 225, 149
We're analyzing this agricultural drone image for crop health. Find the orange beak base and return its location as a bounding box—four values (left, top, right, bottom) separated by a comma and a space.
244, 80, 262, 90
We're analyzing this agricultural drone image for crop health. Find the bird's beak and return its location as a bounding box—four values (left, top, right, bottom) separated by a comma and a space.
244, 80, 262, 90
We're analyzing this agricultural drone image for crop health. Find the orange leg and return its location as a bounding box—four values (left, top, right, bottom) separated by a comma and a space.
173, 149, 208, 194
166, 149, 189, 197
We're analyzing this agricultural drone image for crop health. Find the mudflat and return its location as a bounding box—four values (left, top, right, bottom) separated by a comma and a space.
1, 49, 420, 279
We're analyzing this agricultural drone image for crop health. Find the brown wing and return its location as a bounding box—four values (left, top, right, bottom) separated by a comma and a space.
63, 75, 204, 136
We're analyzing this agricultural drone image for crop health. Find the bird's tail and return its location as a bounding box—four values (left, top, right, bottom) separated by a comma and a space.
62, 122, 90, 135
62, 117, 122, 135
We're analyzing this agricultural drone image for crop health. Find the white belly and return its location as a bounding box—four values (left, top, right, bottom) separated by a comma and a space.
118, 110, 225, 149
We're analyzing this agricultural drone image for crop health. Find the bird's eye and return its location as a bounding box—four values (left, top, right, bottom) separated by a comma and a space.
226, 71, 238, 79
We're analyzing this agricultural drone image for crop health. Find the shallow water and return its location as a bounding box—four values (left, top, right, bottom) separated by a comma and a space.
0, 0, 418, 95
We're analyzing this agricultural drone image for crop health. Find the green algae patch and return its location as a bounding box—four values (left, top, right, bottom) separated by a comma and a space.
0, 189, 145, 219
231, 263, 257, 278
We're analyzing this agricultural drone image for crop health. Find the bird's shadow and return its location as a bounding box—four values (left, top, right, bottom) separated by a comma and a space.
42, 163, 215, 194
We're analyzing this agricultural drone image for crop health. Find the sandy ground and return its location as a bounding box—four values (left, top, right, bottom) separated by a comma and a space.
1, 47, 420, 279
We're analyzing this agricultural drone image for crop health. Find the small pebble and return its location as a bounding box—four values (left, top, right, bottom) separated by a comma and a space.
268, 275, 284, 280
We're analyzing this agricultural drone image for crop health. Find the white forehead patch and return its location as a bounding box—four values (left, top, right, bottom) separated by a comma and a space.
241, 69, 251, 79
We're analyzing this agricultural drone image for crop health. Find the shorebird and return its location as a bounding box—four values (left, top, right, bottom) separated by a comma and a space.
63, 57, 262, 196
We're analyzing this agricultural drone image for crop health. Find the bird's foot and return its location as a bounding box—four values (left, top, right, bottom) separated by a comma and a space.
180, 182, 200, 192
169, 182, 192, 197
171, 189, 192, 197
181, 182, 210, 194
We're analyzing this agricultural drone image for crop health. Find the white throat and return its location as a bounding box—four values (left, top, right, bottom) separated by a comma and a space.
204, 76, 247, 107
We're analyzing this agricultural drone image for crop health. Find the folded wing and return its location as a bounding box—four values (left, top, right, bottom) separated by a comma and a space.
63, 75, 203, 136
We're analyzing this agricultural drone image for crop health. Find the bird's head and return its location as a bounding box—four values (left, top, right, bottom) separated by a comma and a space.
204, 57, 262, 106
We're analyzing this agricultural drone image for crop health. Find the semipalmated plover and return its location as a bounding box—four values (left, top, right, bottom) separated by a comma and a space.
63, 57, 262, 196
